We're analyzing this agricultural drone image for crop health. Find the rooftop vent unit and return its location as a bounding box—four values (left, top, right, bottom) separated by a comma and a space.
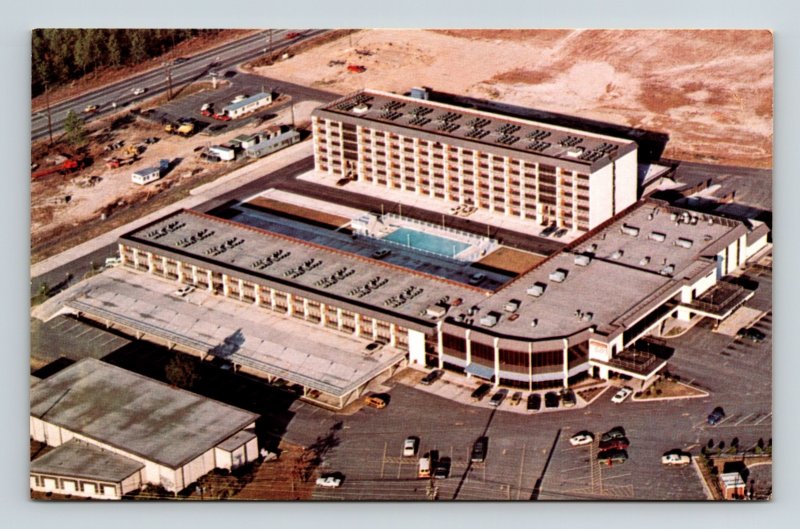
670, 213, 678, 221
465, 117, 491, 129
495, 123, 521, 135
581, 311, 594, 322
504, 299, 521, 313
480, 311, 500, 328
611, 249, 624, 260
549, 268, 568, 283
526, 282, 547, 297
660, 264, 675, 276
409, 87, 430, 100
578, 150, 605, 162
639, 256, 651, 266
525, 141, 551, 152
407, 106, 433, 118
675, 238, 694, 249
530, 318, 539, 328
621, 224, 640, 237
465, 128, 491, 139
426, 304, 447, 319
352, 103, 370, 114
703, 234, 713, 241
649, 231, 667, 242
497, 134, 520, 145
526, 129, 551, 141
594, 142, 619, 154
559, 135, 583, 147
574, 254, 592, 266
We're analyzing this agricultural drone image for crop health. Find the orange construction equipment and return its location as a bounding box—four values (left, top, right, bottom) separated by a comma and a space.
347, 64, 366, 73
31, 157, 87, 180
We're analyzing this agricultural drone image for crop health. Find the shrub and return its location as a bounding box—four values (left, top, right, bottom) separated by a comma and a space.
655, 388, 662, 396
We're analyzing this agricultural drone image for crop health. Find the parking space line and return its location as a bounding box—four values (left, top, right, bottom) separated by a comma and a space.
735, 413, 755, 425
561, 465, 589, 474
754, 412, 772, 425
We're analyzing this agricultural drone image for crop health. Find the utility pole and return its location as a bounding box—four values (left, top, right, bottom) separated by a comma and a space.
44, 83, 54, 146
268, 29, 273, 62
290, 102, 295, 128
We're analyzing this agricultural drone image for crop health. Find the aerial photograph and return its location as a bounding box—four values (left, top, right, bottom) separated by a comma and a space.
29, 28, 772, 501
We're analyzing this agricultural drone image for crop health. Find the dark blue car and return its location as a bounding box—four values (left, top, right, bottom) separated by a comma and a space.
707, 407, 725, 425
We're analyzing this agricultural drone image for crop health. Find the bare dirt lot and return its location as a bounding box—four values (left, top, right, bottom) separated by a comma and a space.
30, 98, 322, 263
477, 246, 545, 275
255, 29, 772, 169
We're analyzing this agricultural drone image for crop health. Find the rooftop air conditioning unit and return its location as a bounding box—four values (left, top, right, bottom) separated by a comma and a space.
639, 256, 651, 266
426, 304, 447, 319
352, 103, 370, 114
649, 231, 666, 242
549, 269, 568, 283
574, 254, 591, 267
621, 224, 640, 237
527, 282, 546, 297
611, 250, 624, 260
581, 312, 594, 322
660, 264, 675, 276
504, 299, 521, 313
480, 312, 499, 328
675, 238, 693, 249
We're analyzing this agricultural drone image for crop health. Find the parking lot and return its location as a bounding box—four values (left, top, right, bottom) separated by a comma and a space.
276, 257, 773, 500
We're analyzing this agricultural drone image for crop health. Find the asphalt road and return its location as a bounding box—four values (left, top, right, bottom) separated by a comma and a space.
31, 29, 326, 141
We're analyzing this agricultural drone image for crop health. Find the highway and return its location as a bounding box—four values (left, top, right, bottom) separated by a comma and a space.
31, 29, 326, 141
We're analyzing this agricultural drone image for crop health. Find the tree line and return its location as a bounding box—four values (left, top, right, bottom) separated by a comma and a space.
32, 29, 220, 97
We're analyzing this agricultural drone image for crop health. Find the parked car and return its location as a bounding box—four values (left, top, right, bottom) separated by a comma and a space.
224, 70, 237, 78
433, 457, 451, 479
364, 394, 388, 409
707, 406, 726, 425
562, 389, 577, 408
315, 473, 343, 488
371, 248, 391, 259
526, 393, 541, 411
540, 223, 558, 237
509, 391, 523, 406
174, 285, 195, 297
468, 272, 487, 285
611, 386, 633, 404
553, 228, 568, 238
471, 437, 488, 463
600, 426, 626, 443
597, 449, 628, 464
471, 383, 492, 401
489, 389, 508, 407
599, 437, 630, 451
544, 391, 560, 408
131, 87, 147, 95
420, 369, 443, 385
569, 431, 594, 446
173, 57, 189, 64
365, 341, 383, 352
737, 327, 766, 343
83, 104, 99, 113
662, 451, 692, 466
402, 437, 417, 457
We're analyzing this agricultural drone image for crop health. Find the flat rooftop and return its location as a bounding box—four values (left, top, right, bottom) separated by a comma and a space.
314, 89, 637, 172
61, 267, 407, 397
30, 357, 258, 469
122, 209, 491, 326
473, 200, 750, 339
30, 439, 144, 483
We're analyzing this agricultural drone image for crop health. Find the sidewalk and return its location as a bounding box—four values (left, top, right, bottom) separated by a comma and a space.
30, 142, 313, 280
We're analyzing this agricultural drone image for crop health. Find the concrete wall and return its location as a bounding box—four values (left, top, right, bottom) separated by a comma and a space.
614, 150, 638, 212
407, 328, 426, 366
589, 163, 613, 229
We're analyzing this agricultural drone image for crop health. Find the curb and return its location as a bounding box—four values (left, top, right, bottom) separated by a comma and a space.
631, 381, 709, 403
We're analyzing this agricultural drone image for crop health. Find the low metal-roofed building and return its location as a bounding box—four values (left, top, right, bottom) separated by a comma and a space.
30, 439, 145, 499
223, 92, 271, 119
30, 358, 259, 493
60, 268, 409, 409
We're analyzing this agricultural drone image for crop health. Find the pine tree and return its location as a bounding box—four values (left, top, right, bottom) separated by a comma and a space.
63, 110, 86, 146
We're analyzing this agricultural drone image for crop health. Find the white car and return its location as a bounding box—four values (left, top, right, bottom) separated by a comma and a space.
174, 285, 196, 297
662, 452, 692, 466
569, 432, 594, 446
315, 475, 342, 488
611, 386, 633, 404
131, 87, 147, 95
402, 437, 417, 457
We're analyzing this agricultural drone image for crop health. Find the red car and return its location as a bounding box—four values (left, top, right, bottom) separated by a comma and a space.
599, 436, 630, 451
213, 113, 231, 121
286, 32, 301, 39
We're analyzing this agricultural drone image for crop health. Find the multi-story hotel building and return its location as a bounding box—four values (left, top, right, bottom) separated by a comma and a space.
312, 89, 639, 232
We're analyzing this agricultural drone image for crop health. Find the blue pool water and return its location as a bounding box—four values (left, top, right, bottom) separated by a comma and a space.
383, 227, 470, 258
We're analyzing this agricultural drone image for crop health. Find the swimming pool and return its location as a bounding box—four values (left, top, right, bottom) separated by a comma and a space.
383, 227, 470, 258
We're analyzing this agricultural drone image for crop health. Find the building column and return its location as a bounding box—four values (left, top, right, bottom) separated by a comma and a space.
465, 329, 472, 379
177, 262, 185, 283
270, 288, 276, 310
191, 265, 198, 284
222, 274, 230, 297
147, 253, 154, 274
528, 343, 533, 392
161, 256, 168, 276
562, 338, 569, 389
206, 270, 213, 292
493, 337, 501, 388
254, 285, 262, 306
320, 303, 328, 326
287, 294, 294, 316
238, 279, 245, 301
389, 323, 397, 347
336, 308, 343, 331
118, 243, 127, 265
131, 248, 139, 269
354, 313, 361, 335
437, 321, 444, 369
303, 299, 310, 320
